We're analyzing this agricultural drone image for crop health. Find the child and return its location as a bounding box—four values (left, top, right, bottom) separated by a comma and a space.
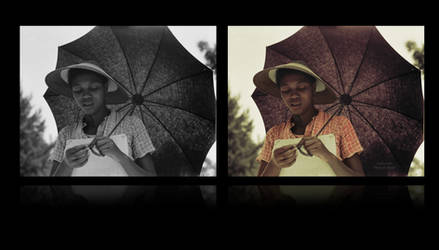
253, 61, 364, 176
46, 62, 156, 176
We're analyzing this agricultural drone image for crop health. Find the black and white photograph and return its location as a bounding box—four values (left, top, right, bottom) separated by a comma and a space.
20, 26, 217, 177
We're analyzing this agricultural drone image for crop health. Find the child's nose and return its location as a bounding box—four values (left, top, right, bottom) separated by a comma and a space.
288, 91, 300, 99
83, 89, 93, 95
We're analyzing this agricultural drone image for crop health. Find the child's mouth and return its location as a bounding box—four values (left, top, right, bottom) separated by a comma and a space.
82, 103, 94, 108
290, 102, 301, 108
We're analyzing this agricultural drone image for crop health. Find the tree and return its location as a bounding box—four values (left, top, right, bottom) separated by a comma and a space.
198, 41, 217, 176
198, 41, 216, 73
200, 158, 215, 177
20, 89, 54, 176
228, 87, 263, 176
408, 157, 424, 176
406, 40, 424, 176
406, 41, 424, 74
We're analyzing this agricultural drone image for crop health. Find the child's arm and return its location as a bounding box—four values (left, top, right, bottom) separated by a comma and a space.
258, 144, 297, 176
258, 161, 281, 176
95, 136, 156, 176
114, 152, 156, 176
50, 145, 89, 176
302, 137, 365, 176
135, 154, 156, 176
50, 161, 73, 176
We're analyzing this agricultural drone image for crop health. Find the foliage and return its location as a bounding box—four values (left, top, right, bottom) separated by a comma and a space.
408, 157, 424, 176
20, 89, 54, 176
198, 41, 216, 73
406, 40, 424, 176
228, 87, 263, 176
198, 41, 217, 176
406, 41, 424, 74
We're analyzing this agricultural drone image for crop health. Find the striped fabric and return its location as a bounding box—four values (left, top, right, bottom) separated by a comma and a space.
49, 109, 155, 163
256, 109, 363, 163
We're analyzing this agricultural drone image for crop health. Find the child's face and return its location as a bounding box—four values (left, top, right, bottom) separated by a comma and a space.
71, 72, 107, 115
279, 72, 314, 115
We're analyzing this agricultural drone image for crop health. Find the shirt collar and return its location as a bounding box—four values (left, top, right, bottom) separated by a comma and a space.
289, 109, 321, 128
80, 108, 114, 129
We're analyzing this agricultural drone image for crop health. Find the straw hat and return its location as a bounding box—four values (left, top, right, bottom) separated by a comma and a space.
45, 61, 127, 104
253, 61, 337, 104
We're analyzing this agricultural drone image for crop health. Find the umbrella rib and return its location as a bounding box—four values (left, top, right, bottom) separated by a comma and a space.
112, 78, 135, 97
351, 100, 422, 123
269, 47, 343, 96
106, 105, 136, 138
110, 27, 138, 94
347, 28, 373, 96
318, 27, 346, 94
347, 105, 353, 123
139, 103, 145, 124
324, 102, 340, 113
139, 27, 166, 95
140, 103, 194, 167
60, 46, 135, 97
115, 102, 132, 113
350, 69, 418, 98
315, 105, 343, 137
142, 70, 209, 98
130, 105, 137, 116
350, 103, 403, 167
143, 100, 214, 123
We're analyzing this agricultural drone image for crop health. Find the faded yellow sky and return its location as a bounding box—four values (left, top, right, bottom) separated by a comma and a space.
228, 26, 424, 164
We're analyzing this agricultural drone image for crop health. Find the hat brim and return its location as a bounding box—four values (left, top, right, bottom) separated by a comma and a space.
253, 62, 338, 105
45, 63, 129, 104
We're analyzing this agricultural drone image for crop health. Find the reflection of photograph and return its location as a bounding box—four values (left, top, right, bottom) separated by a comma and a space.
228, 26, 424, 177
20, 26, 216, 176
20, 185, 216, 208
228, 185, 423, 210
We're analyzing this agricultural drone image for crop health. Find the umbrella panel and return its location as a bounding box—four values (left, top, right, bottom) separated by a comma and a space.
253, 26, 423, 176
45, 26, 216, 176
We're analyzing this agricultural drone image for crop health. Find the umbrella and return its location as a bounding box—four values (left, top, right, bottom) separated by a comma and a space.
44, 26, 216, 176
251, 26, 423, 176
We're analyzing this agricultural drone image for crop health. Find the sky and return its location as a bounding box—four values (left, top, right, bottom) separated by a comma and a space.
19, 26, 217, 163
228, 26, 424, 165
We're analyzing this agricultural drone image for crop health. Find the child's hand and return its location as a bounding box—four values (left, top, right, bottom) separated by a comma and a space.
302, 136, 331, 161
64, 145, 89, 168
272, 144, 297, 168
95, 136, 124, 161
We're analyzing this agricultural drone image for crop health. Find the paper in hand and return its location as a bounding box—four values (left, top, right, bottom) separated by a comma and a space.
64, 134, 130, 176
273, 134, 337, 176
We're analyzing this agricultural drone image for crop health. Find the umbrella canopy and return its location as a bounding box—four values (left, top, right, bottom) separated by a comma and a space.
251, 26, 423, 176
44, 26, 216, 176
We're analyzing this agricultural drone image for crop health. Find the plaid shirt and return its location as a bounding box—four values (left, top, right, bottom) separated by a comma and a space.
256, 110, 363, 163
49, 109, 155, 163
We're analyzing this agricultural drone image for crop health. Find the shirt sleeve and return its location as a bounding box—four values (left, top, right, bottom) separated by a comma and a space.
48, 127, 69, 163
339, 116, 364, 160
256, 126, 278, 163
130, 115, 155, 159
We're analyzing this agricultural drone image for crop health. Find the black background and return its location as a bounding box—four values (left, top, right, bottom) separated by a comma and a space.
12, 10, 433, 231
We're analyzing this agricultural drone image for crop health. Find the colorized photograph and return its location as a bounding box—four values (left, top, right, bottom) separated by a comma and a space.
20, 26, 216, 177
228, 26, 424, 177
